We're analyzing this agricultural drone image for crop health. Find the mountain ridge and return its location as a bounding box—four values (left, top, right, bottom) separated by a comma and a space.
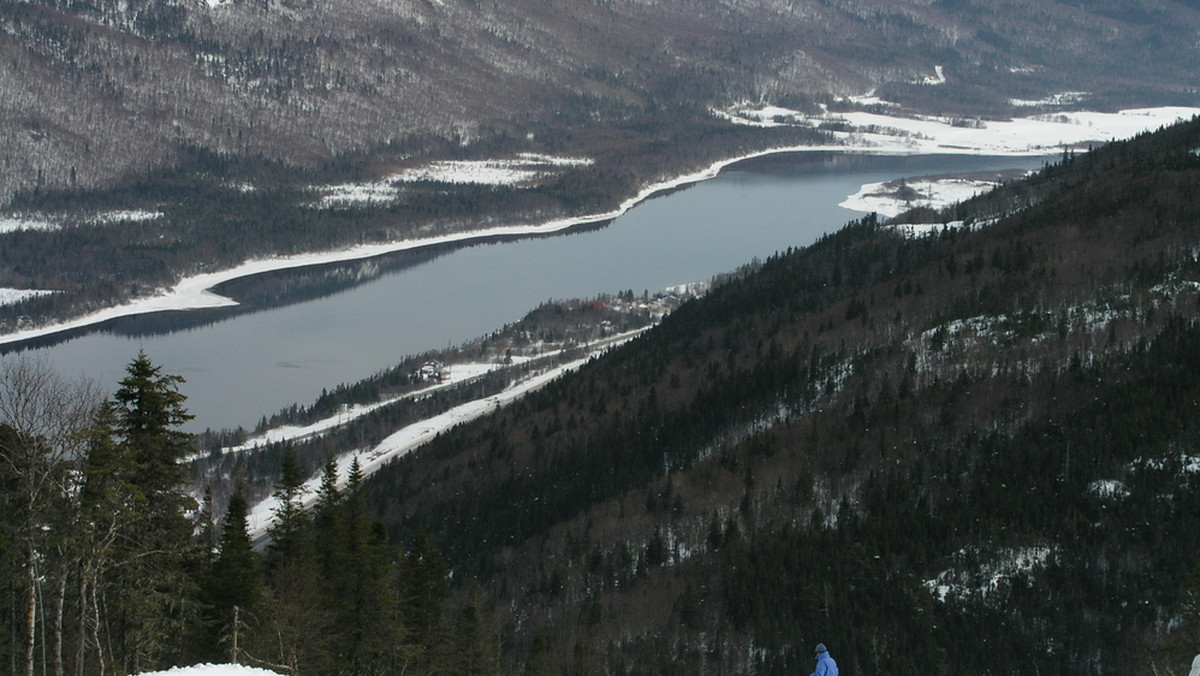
5, 0, 1200, 204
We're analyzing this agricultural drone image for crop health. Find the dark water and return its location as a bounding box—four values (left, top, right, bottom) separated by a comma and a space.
12, 152, 1048, 432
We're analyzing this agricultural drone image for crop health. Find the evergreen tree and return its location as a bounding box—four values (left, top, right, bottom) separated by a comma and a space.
203, 480, 263, 665
330, 458, 408, 673
399, 528, 451, 650
75, 400, 139, 676
312, 456, 342, 578
103, 352, 202, 673
266, 445, 308, 568
113, 350, 194, 499
254, 453, 332, 675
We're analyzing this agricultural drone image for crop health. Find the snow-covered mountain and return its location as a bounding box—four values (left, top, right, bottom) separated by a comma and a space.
3, 0, 1199, 203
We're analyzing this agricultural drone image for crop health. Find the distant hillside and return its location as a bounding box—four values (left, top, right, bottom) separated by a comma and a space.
363, 116, 1200, 673
3, 0, 1200, 203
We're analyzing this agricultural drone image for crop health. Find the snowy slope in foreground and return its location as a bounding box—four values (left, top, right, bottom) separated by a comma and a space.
137, 664, 281, 676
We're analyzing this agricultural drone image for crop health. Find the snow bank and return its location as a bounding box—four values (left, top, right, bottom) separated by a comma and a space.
136, 664, 281, 676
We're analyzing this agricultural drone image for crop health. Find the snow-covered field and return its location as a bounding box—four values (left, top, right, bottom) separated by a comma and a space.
0, 288, 56, 306
840, 176, 1013, 218
314, 153, 593, 207
1, 209, 163, 234
720, 103, 1200, 156
91, 209, 163, 224
3, 105, 1197, 350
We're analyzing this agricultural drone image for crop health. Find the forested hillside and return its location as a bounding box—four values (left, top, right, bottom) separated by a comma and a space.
6, 0, 1198, 203
361, 116, 1200, 673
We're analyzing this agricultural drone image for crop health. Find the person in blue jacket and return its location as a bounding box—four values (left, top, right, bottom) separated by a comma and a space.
810, 642, 838, 676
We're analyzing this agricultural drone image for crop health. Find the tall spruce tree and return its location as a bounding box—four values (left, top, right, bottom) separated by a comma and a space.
203, 481, 262, 665
266, 446, 308, 568
104, 352, 202, 673
256, 453, 332, 675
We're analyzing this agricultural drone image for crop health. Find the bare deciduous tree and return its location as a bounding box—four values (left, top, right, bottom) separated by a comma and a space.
0, 355, 101, 676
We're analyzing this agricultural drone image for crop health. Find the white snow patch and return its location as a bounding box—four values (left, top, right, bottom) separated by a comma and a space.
925, 546, 1056, 603
663, 280, 711, 298
136, 664, 281, 676
885, 220, 969, 238
390, 153, 593, 185
1010, 92, 1090, 108
0, 288, 57, 306
314, 154, 594, 207
1089, 479, 1130, 500
0, 215, 59, 233
841, 92, 897, 108
840, 177, 1002, 217
91, 209, 163, 224
315, 179, 401, 208
719, 104, 1200, 156
917, 65, 946, 85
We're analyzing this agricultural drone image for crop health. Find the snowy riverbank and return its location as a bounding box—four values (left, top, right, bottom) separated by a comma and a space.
3, 105, 1196, 348
243, 328, 648, 540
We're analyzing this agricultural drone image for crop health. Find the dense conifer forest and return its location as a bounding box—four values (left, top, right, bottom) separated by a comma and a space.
353, 116, 1200, 673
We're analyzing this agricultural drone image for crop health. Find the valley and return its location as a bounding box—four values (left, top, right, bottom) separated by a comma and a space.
4, 0, 1200, 672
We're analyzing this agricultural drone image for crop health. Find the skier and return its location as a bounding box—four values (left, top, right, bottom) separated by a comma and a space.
810, 642, 838, 676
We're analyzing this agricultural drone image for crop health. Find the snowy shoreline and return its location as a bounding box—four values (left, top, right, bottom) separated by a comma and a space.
2, 105, 1197, 348
243, 328, 649, 540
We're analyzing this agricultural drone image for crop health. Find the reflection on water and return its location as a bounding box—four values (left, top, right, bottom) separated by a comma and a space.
14, 152, 1049, 432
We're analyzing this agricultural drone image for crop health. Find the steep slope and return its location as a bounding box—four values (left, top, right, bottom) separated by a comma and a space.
365, 117, 1200, 672
3, 0, 1199, 203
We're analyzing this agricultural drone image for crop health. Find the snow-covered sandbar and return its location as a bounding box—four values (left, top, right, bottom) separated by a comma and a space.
3, 106, 1197, 348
